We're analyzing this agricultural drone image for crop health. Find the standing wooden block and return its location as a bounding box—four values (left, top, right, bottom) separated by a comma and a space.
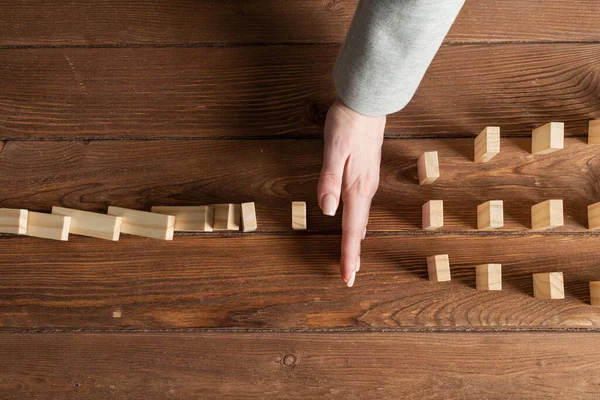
474, 126, 500, 163
532, 122, 564, 155
422, 200, 443, 231
476, 264, 502, 291
477, 200, 504, 230
107, 206, 175, 240
533, 272, 564, 299
26, 212, 71, 241
589, 202, 600, 230
531, 200, 564, 230
0, 208, 28, 234
590, 282, 600, 306
212, 204, 240, 231
292, 201, 307, 230
427, 254, 451, 282
151, 206, 214, 232
241, 202, 257, 232
589, 120, 600, 144
417, 151, 440, 185
52, 207, 122, 241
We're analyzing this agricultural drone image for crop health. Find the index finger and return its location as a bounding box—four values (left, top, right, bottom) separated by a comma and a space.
341, 193, 371, 287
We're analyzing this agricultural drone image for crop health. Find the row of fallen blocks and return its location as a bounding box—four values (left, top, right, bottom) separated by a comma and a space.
427, 255, 600, 305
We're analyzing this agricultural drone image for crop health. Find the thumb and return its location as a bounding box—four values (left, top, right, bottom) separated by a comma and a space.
317, 143, 345, 217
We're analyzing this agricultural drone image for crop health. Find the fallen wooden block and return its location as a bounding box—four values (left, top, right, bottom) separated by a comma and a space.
107, 206, 175, 240
26, 212, 71, 241
0, 208, 28, 234
476, 264, 502, 291
422, 200, 443, 231
212, 204, 240, 231
241, 202, 257, 232
532, 122, 564, 155
151, 206, 214, 232
427, 254, 451, 282
589, 202, 600, 230
590, 120, 600, 144
533, 272, 564, 299
531, 199, 563, 230
52, 207, 122, 241
590, 281, 600, 306
477, 200, 504, 230
474, 126, 500, 163
292, 201, 307, 230
417, 151, 440, 185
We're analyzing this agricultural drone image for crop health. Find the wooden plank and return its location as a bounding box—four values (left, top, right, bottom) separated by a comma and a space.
0, 0, 599, 46
1, 45, 599, 139
1, 234, 600, 330
0, 138, 597, 232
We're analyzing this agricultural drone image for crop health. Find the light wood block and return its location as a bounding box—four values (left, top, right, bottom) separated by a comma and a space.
474, 126, 500, 163
427, 254, 450, 282
417, 151, 440, 185
292, 201, 307, 230
477, 200, 504, 230
151, 206, 214, 232
422, 200, 443, 231
532, 122, 564, 155
26, 212, 71, 241
476, 264, 502, 291
241, 202, 257, 232
0, 208, 28, 234
589, 202, 600, 230
531, 199, 563, 230
533, 272, 564, 300
589, 120, 600, 144
52, 207, 122, 241
212, 204, 240, 231
590, 281, 600, 306
107, 206, 175, 240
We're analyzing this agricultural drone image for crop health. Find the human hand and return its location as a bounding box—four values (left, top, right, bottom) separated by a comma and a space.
317, 99, 386, 287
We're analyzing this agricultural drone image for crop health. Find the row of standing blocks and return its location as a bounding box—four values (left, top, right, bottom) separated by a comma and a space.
427, 255, 600, 305
0, 202, 308, 241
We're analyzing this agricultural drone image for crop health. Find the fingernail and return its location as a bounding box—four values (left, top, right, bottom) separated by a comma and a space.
347, 271, 356, 287
356, 258, 360, 272
322, 194, 337, 216
362, 228, 366, 240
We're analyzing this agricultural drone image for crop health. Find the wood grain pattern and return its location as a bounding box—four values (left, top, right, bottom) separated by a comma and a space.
1, 45, 599, 139
0, 0, 599, 46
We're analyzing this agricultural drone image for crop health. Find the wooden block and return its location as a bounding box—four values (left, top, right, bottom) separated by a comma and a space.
292, 201, 307, 230
590, 281, 600, 306
241, 202, 257, 232
212, 204, 240, 231
474, 126, 500, 163
107, 206, 175, 240
589, 202, 600, 230
589, 120, 600, 144
532, 122, 564, 155
0, 208, 28, 234
477, 200, 504, 230
427, 254, 450, 282
533, 272, 564, 299
422, 200, 443, 231
151, 206, 214, 232
52, 207, 122, 241
531, 199, 563, 230
476, 264, 502, 291
26, 212, 71, 241
417, 151, 440, 185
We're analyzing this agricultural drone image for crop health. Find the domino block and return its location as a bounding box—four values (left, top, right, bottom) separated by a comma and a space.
0, 208, 28, 234
477, 200, 504, 230
107, 206, 175, 240
427, 254, 451, 282
27, 212, 71, 241
422, 200, 443, 231
212, 204, 240, 231
533, 272, 564, 299
52, 207, 122, 241
590, 281, 600, 306
474, 126, 500, 163
589, 120, 600, 145
532, 122, 564, 155
531, 200, 563, 230
589, 202, 600, 230
151, 206, 214, 232
241, 202, 257, 232
417, 151, 440, 185
476, 264, 502, 291
292, 201, 307, 230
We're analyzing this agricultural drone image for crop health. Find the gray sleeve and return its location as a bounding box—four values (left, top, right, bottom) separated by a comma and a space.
333, 0, 465, 116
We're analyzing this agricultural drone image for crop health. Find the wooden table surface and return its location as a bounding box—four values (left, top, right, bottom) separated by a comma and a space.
1, 1, 599, 398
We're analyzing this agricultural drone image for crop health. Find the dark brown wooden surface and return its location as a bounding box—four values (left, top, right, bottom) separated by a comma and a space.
1, 44, 599, 139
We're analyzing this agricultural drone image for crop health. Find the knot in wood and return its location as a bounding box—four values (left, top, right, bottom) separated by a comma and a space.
282, 353, 297, 367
